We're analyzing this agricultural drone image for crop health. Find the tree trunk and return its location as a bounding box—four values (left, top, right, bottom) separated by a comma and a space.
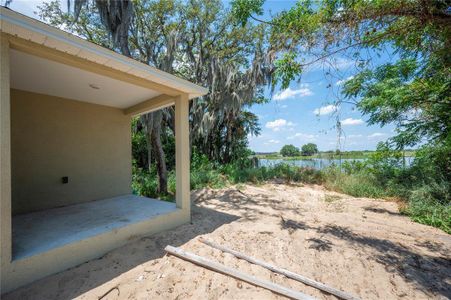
140, 115, 153, 171
152, 111, 168, 194
151, 122, 168, 195
146, 131, 152, 171
143, 111, 168, 194
224, 120, 233, 163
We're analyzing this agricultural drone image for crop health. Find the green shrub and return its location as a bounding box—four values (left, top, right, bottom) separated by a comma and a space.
222, 163, 323, 184
190, 152, 228, 189
280, 144, 301, 157
191, 167, 227, 189
405, 183, 450, 234
322, 167, 387, 198
131, 162, 159, 198
168, 171, 176, 194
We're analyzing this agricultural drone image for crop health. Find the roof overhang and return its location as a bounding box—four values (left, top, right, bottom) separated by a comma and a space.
0, 7, 208, 109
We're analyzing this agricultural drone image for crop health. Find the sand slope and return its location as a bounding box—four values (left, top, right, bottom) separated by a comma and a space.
4, 183, 451, 300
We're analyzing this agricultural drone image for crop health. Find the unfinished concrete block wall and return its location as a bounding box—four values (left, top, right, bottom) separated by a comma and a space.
11, 89, 132, 215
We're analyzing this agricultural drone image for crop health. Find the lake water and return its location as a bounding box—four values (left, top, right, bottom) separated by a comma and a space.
258, 157, 414, 170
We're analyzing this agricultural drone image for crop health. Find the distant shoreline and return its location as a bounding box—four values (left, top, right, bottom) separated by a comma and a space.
254, 150, 416, 160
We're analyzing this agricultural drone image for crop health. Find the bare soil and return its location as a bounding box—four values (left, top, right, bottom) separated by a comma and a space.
4, 183, 451, 300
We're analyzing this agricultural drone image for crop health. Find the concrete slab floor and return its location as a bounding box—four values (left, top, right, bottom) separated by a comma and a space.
12, 195, 177, 260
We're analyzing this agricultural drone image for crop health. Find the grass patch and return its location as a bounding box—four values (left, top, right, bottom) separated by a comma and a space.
402, 185, 450, 234
322, 168, 388, 198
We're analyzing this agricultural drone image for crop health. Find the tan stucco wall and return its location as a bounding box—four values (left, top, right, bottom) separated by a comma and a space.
11, 89, 132, 215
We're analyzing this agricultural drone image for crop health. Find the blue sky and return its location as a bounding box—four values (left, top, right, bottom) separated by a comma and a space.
6, 0, 396, 152
246, 0, 396, 152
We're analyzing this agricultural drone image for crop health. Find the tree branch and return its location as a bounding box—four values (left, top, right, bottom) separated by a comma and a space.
299, 28, 402, 68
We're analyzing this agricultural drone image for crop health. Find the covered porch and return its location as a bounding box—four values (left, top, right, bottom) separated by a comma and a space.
1, 7, 207, 293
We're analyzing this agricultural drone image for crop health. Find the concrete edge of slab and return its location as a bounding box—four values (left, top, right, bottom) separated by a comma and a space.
2, 208, 189, 294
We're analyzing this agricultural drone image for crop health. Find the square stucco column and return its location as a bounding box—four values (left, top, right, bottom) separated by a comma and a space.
175, 94, 190, 215
0, 36, 12, 276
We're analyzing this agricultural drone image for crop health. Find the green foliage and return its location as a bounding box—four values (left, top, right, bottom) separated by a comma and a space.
132, 162, 160, 199
224, 163, 322, 185
323, 166, 387, 197
131, 117, 148, 169
301, 143, 318, 156
162, 129, 176, 171
344, 59, 451, 148
340, 159, 367, 174
273, 52, 302, 89
405, 184, 450, 233
231, 0, 264, 26
132, 153, 322, 200
38, 0, 113, 48
409, 142, 451, 187
280, 144, 300, 157
190, 151, 229, 189
364, 142, 407, 189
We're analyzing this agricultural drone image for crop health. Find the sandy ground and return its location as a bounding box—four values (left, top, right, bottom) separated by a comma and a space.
4, 183, 451, 300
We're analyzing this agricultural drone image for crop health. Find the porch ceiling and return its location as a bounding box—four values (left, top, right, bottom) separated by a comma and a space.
1, 6, 208, 106
11, 49, 161, 109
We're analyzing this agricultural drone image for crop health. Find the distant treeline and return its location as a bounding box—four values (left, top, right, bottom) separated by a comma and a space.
255, 150, 417, 160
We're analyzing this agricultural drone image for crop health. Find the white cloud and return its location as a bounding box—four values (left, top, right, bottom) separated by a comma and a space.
287, 132, 317, 140
368, 132, 386, 139
336, 75, 354, 86
280, 104, 288, 108
341, 118, 364, 126
347, 134, 363, 138
313, 104, 338, 116
265, 119, 295, 131
273, 86, 313, 101
268, 139, 280, 144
